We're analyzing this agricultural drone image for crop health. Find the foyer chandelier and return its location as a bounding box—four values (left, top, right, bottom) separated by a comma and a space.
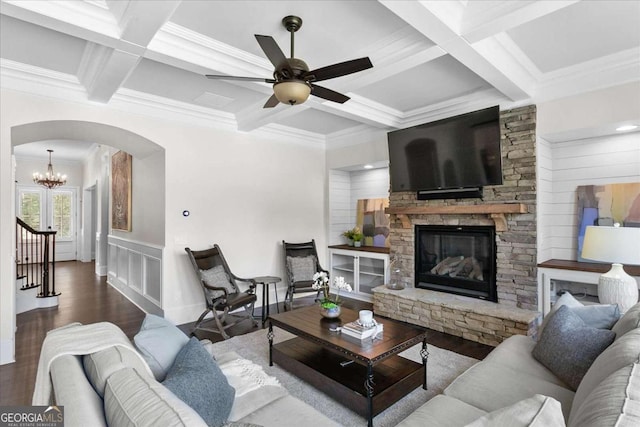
33, 149, 67, 189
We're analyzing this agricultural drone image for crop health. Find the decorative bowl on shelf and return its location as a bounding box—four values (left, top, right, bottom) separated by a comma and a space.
386, 282, 406, 290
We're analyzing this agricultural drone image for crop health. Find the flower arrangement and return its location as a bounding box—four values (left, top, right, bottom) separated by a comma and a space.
312, 272, 352, 309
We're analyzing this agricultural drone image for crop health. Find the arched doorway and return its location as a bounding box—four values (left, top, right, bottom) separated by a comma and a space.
6, 120, 165, 361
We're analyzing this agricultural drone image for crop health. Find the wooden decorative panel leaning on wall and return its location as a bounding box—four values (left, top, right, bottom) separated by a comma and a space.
111, 150, 132, 231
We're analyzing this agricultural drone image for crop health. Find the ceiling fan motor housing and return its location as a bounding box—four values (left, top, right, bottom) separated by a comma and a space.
275, 58, 309, 80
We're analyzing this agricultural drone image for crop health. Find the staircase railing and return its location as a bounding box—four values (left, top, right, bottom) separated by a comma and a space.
16, 217, 59, 298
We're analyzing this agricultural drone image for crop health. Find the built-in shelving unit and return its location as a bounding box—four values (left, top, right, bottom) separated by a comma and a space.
328, 245, 390, 301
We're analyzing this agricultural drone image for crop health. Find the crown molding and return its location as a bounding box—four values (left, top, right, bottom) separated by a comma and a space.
1, 59, 237, 132
111, 89, 237, 131
534, 48, 640, 102
0, 59, 87, 101
148, 22, 272, 80
252, 123, 326, 147
400, 88, 508, 128
2, 0, 120, 39
325, 125, 386, 150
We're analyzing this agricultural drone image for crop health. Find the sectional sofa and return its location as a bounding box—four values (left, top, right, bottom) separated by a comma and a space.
398, 300, 640, 426
35, 300, 640, 426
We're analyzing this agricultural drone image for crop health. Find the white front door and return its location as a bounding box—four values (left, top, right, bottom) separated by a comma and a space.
17, 185, 78, 261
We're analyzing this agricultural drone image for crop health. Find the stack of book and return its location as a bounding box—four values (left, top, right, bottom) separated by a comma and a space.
341, 320, 383, 340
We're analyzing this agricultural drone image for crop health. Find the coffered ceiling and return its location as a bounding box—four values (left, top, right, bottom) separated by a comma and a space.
2, 0, 639, 154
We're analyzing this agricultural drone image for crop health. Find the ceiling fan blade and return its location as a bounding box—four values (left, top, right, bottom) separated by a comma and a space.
310, 84, 350, 104
255, 35, 288, 68
206, 74, 276, 83
263, 94, 280, 108
304, 57, 373, 82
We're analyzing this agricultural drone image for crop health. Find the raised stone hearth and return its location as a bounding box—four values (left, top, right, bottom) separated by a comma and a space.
374, 287, 539, 346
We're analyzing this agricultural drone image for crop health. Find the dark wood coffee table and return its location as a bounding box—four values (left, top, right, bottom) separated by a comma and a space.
268, 305, 428, 427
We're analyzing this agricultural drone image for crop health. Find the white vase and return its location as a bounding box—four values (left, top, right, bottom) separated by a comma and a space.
354, 241, 362, 247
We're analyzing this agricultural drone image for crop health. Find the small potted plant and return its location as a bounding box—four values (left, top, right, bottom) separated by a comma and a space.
352, 230, 364, 247
342, 228, 355, 246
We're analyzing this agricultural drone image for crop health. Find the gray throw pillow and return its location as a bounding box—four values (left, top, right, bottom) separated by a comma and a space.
570, 304, 620, 330
133, 314, 189, 381
540, 292, 620, 334
163, 337, 236, 427
200, 265, 235, 299
612, 302, 640, 339
287, 255, 316, 283
532, 305, 615, 391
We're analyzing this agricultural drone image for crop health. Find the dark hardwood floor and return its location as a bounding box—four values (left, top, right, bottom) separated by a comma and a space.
0, 261, 492, 406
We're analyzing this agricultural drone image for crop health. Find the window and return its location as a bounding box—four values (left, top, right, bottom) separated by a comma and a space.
52, 190, 73, 239
19, 190, 42, 230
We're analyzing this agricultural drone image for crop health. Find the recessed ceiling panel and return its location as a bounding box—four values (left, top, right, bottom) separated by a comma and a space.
170, 0, 415, 70
507, 1, 640, 73
0, 15, 87, 75
355, 55, 491, 111
274, 108, 363, 134
123, 59, 268, 113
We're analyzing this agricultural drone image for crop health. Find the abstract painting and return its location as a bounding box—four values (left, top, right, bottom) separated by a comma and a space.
576, 183, 640, 260
356, 198, 390, 247
112, 150, 132, 231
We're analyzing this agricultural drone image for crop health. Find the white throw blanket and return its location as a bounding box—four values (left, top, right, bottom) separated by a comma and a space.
219, 357, 281, 397
32, 322, 153, 405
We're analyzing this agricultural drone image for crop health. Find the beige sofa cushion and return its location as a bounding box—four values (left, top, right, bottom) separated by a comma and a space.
83, 345, 152, 397
50, 355, 107, 427
444, 362, 575, 421
466, 394, 566, 427
396, 394, 487, 427
482, 335, 568, 387
569, 362, 640, 427
238, 395, 339, 427
571, 328, 640, 415
612, 302, 640, 339
104, 368, 207, 427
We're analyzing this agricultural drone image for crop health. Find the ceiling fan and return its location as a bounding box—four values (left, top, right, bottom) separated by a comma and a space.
205, 15, 373, 108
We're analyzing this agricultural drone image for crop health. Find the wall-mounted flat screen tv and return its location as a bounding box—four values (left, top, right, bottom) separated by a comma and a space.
387, 106, 503, 193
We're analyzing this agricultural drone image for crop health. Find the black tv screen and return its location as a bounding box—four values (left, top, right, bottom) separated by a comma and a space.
388, 106, 503, 193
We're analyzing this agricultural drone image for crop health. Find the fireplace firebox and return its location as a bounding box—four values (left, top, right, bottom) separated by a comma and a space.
415, 225, 497, 302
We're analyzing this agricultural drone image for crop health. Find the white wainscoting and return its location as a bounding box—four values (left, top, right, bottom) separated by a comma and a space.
107, 235, 163, 315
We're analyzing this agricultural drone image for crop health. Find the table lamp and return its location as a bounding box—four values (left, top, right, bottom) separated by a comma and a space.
581, 225, 640, 313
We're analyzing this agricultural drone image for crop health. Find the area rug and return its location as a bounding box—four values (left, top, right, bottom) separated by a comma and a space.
210, 327, 478, 426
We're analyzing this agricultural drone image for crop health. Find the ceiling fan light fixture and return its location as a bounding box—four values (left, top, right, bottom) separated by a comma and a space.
273, 80, 311, 105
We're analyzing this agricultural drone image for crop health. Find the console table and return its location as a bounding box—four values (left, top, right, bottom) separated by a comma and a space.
537, 259, 640, 316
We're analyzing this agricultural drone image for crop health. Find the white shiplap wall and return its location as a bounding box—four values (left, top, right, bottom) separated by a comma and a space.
536, 137, 554, 263
329, 170, 351, 245
545, 132, 640, 261
328, 168, 390, 246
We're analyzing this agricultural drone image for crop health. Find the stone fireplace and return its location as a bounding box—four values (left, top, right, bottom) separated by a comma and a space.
373, 105, 540, 346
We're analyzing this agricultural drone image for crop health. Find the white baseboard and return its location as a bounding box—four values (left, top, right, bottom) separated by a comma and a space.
95, 263, 107, 276
0, 338, 15, 365
106, 278, 162, 317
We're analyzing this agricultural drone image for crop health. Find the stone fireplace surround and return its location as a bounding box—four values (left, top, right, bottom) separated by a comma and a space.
373, 105, 540, 346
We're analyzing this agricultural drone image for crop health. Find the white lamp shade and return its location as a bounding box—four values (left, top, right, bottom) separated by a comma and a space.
273, 81, 311, 105
581, 225, 640, 265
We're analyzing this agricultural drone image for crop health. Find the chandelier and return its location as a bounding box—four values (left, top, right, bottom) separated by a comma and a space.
33, 149, 67, 189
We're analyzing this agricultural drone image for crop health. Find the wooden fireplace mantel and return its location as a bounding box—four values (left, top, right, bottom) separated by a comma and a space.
385, 203, 527, 231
